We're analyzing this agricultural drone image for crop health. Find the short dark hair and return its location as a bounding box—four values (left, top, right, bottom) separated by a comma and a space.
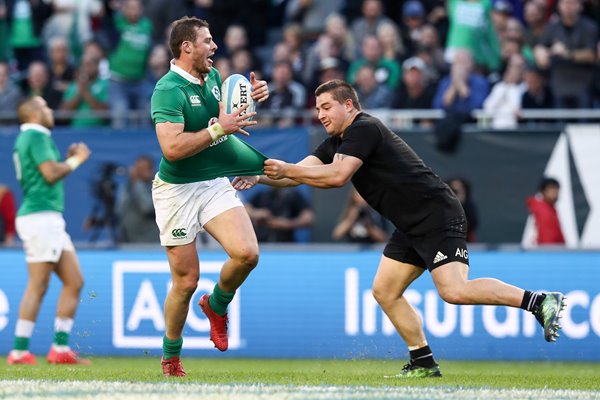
539, 177, 560, 191
315, 79, 362, 111
169, 17, 210, 59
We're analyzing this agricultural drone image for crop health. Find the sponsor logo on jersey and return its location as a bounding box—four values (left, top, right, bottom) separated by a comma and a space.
190, 95, 201, 106
455, 248, 468, 259
212, 86, 221, 101
433, 251, 447, 264
171, 228, 187, 239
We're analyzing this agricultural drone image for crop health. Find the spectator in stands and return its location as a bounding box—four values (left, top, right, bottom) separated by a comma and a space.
377, 21, 405, 64
414, 24, 447, 84
60, 53, 108, 127
347, 35, 401, 88
526, 177, 565, 245
445, 0, 501, 73
116, 155, 158, 243
0, 184, 17, 246
433, 49, 489, 115
83, 39, 109, 80
41, 0, 103, 46
446, 177, 478, 242
143, 0, 186, 45
5, 0, 51, 72
491, 0, 513, 41
108, 0, 152, 128
230, 48, 257, 79
332, 187, 387, 243
534, 0, 597, 109
392, 56, 435, 110
213, 56, 232, 81
400, 0, 426, 56
483, 53, 526, 129
521, 64, 553, 110
0, 62, 23, 122
523, 0, 547, 49
350, 0, 396, 52
24, 61, 62, 109
259, 60, 306, 128
142, 44, 169, 125
353, 64, 394, 109
262, 42, 292, 81
302, 14, 354, 90
282, 23, 306, 80
47, 37, 75, 97
222, 24, 248, 58
245, 187, 314, 243
285, 0, 343, 40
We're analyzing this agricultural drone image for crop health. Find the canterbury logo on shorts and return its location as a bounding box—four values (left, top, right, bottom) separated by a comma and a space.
171, 228, 187, 239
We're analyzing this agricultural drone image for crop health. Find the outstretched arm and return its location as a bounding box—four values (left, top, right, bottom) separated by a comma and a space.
232, 155, 325, 189
264, 153, 363, 188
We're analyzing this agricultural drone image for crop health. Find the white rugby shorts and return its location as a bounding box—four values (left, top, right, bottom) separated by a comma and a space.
15, 211, 75, 263
152, 175, 243, 246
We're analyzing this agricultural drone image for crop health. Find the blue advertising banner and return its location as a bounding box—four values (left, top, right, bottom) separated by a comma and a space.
0, 248, 598, 361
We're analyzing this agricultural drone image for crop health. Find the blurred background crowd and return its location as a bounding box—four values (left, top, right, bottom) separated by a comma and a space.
1, 0, 599, 129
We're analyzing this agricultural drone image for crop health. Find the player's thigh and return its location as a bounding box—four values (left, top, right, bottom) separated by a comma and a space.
54, 250, 83, 289
165, 241, 200, 282
203, 206, 258, 259
26, 261, 55, 290
373, 255, 425, 298
430, 261, 469, 295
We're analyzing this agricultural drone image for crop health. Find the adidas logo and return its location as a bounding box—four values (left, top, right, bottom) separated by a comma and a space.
433, 251, 447, 264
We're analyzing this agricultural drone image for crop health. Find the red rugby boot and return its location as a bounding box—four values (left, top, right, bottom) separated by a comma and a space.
199, 294, 229, 351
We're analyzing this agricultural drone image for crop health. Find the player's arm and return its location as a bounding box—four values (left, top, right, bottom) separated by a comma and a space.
264, 153, 363, 188
232, 155, 323, 190
156, 103, 257, 162
38, 143, 91, 184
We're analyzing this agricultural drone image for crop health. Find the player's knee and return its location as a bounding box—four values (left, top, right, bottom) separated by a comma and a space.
371, 281, 392, 306
173, 274, 199, 297
438, 287, 467, 305
234, 247, 259, 270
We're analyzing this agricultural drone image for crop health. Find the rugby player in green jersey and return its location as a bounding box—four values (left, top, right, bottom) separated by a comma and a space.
8, 96, 91, 365
151, 17, 270, 377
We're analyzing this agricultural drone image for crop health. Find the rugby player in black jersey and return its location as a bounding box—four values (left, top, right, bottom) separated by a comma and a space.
233, 79, 565, 377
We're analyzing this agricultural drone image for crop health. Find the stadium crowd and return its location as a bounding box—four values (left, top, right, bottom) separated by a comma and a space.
0, 0, 599, 128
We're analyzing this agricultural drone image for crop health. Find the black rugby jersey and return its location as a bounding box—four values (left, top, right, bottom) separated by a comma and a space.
313, 112, 464, 236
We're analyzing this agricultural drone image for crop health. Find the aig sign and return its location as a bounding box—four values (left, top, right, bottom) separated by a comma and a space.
112, 261, 241, 349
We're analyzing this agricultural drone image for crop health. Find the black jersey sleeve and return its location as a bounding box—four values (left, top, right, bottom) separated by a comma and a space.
312, 138, 336, 164
337, 121, 381, 161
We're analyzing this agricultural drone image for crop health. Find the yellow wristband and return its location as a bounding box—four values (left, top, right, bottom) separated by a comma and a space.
65, 157, 81, 171
207, 123, 226, 141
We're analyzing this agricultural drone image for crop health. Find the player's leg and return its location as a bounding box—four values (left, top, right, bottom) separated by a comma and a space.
431, 261, 565, 341
7, 261, 53, 365
49, 249, 89, 364
200, 205, 259, 351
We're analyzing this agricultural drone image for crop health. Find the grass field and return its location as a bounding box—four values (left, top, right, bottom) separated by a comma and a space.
1, 358, 599, 399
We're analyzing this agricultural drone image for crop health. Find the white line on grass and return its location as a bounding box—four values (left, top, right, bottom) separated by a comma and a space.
1, 380, 599, 400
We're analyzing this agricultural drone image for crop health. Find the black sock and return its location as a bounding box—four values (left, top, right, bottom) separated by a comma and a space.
521, 291, 546, 312
409, 345, 436, 368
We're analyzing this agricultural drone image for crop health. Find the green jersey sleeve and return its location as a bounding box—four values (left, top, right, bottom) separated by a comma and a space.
30, 133, 60, 166
151, 87, 186, 125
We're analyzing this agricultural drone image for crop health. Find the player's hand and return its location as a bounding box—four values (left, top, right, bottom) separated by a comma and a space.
250, 72, 269, 103
66, 142, 78, 157
232, 175, 259, 190
264, 159, 289, 180
218, 102, 257, 136
72, 142, 91, 163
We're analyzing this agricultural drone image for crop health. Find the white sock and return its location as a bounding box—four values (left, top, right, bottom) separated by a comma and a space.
15, 319, 35, 338
54, 317, 74, 334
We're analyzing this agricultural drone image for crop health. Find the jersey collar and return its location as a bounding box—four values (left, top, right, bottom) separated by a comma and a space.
20, 123, 51, 136
170, 60, 207, 85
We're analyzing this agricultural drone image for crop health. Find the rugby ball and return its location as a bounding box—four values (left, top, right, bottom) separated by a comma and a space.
221, 74, 255, 118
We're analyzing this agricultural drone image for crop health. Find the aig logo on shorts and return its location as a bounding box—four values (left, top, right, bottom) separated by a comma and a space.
455, 248, 468, 259
189, 95, 201, 106
112, 261, 241, 349
171, 228, 187, 239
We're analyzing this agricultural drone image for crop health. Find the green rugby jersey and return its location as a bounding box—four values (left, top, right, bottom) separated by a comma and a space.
13, 123, 64, 216
109, 14, 153, 81
151, 64, 267, 184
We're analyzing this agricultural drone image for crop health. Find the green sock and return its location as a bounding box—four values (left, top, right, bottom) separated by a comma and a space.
53, 331, 69, 346
209, 284, 235, 316
14, 337, 29, 351
163, 336, 183, 359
